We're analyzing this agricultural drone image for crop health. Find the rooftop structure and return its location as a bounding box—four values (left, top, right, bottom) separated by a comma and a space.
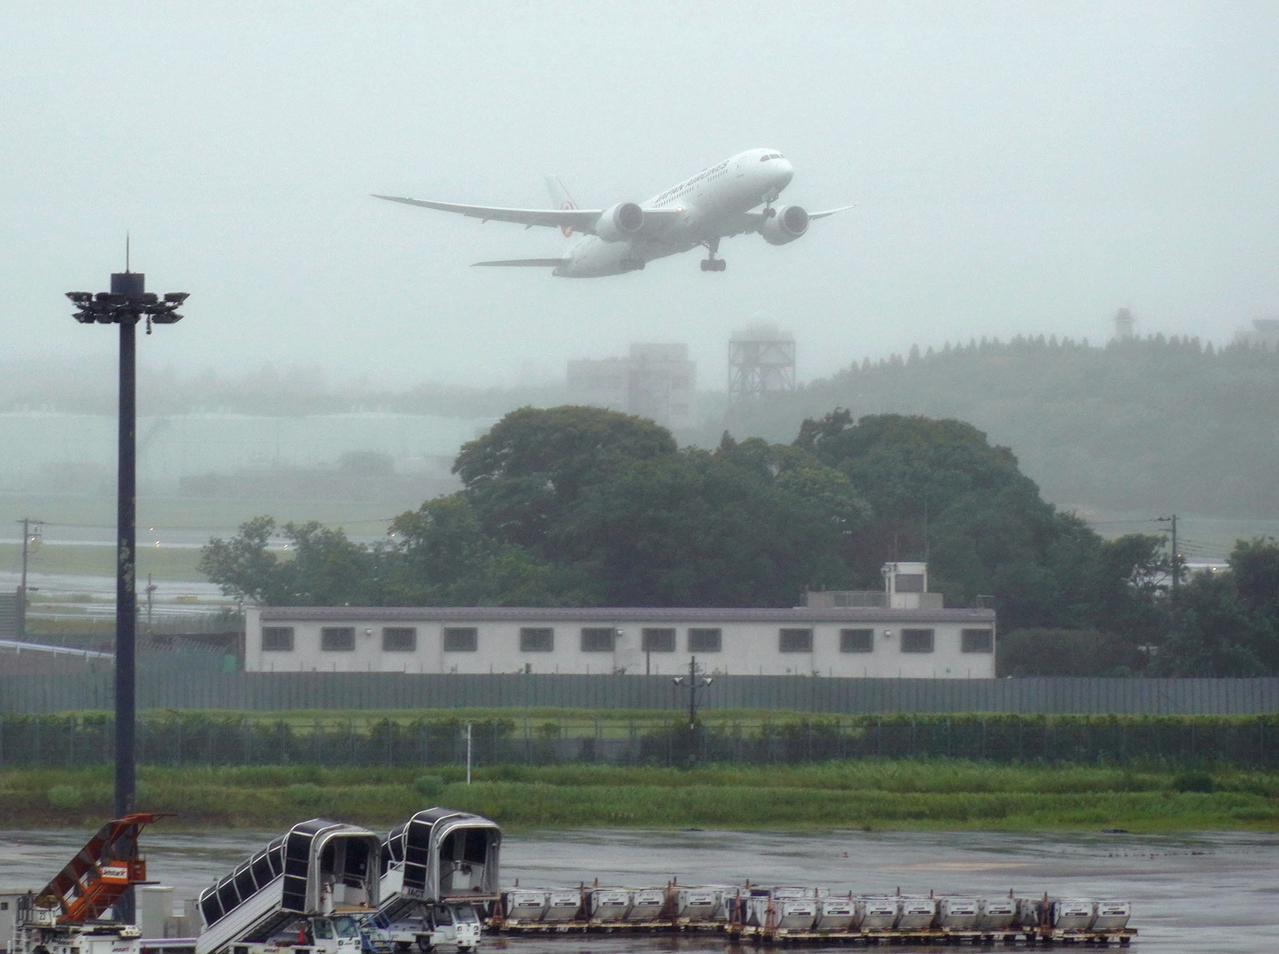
566, 343, 696, 429
728, 320, 795, 406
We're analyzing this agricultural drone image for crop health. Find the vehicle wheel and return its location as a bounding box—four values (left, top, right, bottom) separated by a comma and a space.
700, 260, 709, 271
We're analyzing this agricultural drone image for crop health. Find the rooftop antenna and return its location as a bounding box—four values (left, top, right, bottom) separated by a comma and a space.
126, 232, 130, 273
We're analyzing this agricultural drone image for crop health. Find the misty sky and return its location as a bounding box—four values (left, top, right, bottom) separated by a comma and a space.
3, 1, 1277, 391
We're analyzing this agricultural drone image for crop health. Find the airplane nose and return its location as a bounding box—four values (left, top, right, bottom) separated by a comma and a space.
774, 157, 794, 189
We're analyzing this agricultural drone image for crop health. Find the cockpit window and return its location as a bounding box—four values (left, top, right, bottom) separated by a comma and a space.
759, 153, 784, 161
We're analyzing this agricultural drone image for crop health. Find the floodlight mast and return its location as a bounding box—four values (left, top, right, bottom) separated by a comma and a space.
66, 268, 187, 829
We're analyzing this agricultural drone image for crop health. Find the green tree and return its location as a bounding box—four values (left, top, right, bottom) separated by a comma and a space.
198, 516, 285, 603
1152, 539, 1279, 676
453, 406, 678, 558
1154, 571, 1267, 676
200, 517, 378, 606
997, 628, 1147, 677
552, 447, 853, 606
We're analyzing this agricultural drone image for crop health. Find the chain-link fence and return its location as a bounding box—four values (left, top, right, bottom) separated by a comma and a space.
2, 712, 1275, 769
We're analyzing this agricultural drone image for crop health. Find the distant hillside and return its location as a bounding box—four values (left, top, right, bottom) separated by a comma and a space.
705, 335, 1279, 519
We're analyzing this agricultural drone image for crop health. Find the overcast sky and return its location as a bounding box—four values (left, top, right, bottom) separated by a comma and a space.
3, 1, 1276, 391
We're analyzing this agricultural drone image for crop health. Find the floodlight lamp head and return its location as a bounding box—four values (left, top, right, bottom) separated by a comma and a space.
163, 292, 189, 305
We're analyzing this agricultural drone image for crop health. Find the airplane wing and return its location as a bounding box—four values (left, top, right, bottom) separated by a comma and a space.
373, 194, 603, 232
374, 194, 687, 236
722, 203, 857, 237
472, 258, 568, 268
809, 204, 858, 220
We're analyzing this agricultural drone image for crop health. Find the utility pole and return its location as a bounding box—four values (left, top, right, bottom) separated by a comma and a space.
146, 573, 156, 634
1158, 514, 1180, 600
672, 656, 713, 769
17, 518, 43, 637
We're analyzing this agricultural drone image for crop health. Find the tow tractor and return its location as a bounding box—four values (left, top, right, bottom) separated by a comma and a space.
11, 814, 162, 954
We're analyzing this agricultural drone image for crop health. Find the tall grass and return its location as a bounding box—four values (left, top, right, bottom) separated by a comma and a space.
0, 760, 1274, 832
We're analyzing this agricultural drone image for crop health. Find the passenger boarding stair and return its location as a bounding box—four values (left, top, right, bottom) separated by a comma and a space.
371, 809, 502, 952
195, 819, 381, 954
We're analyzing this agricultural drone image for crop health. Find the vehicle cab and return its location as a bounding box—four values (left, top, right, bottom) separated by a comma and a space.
302, 915, 362, 954
416, 904, 481, 952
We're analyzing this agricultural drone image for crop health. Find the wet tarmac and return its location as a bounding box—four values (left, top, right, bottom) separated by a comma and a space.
0, 828, 1274, 953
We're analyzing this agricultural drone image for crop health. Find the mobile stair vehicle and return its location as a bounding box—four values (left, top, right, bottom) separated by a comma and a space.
369, 809, 501, 952
194, 819, 381, 954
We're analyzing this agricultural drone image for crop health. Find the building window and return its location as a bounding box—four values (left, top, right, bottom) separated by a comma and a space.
382, 627, 416, 652
779, 628, 813, 653
895, 573, 925, 593
688, 628, 721, 652
320, 627, 355, 652
262, 627, 294, 652
901, 628, 935, 653
642, 628, 676, 652
581, 627, 616, 652
520, 627, 554, 652
443, 627, 478, 652
840, 628, 874, 653
962, 628, 994, 653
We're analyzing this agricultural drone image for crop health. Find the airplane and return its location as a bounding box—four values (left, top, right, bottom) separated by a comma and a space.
373, 148, 852, 277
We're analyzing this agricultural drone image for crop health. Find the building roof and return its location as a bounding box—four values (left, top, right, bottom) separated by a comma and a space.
256, 606, 996, 625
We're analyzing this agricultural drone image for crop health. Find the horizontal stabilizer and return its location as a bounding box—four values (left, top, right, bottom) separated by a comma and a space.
471, 258, 567, 268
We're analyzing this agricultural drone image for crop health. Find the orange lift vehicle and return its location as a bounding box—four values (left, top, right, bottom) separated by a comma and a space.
13, 813, 162, 954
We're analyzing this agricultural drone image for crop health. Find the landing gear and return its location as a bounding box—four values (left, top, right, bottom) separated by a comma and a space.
700, 238, 726, 272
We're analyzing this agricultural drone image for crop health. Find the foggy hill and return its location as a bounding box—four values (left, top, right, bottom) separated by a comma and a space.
704, 334, 1279, 519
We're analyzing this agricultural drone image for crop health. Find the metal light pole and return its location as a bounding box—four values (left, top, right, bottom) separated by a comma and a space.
67, 269, 187, 822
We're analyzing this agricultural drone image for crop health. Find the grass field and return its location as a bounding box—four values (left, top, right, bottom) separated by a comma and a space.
1, 542, 209, 583
3, 760, 1276, 832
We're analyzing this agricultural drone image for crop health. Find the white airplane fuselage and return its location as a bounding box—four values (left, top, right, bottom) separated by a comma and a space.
554, 148, 794, 277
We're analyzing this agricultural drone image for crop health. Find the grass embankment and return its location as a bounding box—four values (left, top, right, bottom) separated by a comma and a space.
3, 760, 1276, 832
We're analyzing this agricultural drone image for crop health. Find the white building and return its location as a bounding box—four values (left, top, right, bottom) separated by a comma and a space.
244, 603, 996, 679
566, 343, 696, 430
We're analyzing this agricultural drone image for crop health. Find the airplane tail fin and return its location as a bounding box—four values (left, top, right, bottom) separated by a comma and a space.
546, 176, 579, 237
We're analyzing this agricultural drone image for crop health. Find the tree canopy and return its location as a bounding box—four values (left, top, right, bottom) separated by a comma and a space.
199, 404, 1279, 677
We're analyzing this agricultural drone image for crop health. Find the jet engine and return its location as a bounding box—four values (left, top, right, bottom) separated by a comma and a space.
760, 205, 810, 245
594, 202, 645, 242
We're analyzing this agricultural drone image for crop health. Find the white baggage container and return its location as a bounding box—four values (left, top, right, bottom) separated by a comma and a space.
937, 898, 980, 930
